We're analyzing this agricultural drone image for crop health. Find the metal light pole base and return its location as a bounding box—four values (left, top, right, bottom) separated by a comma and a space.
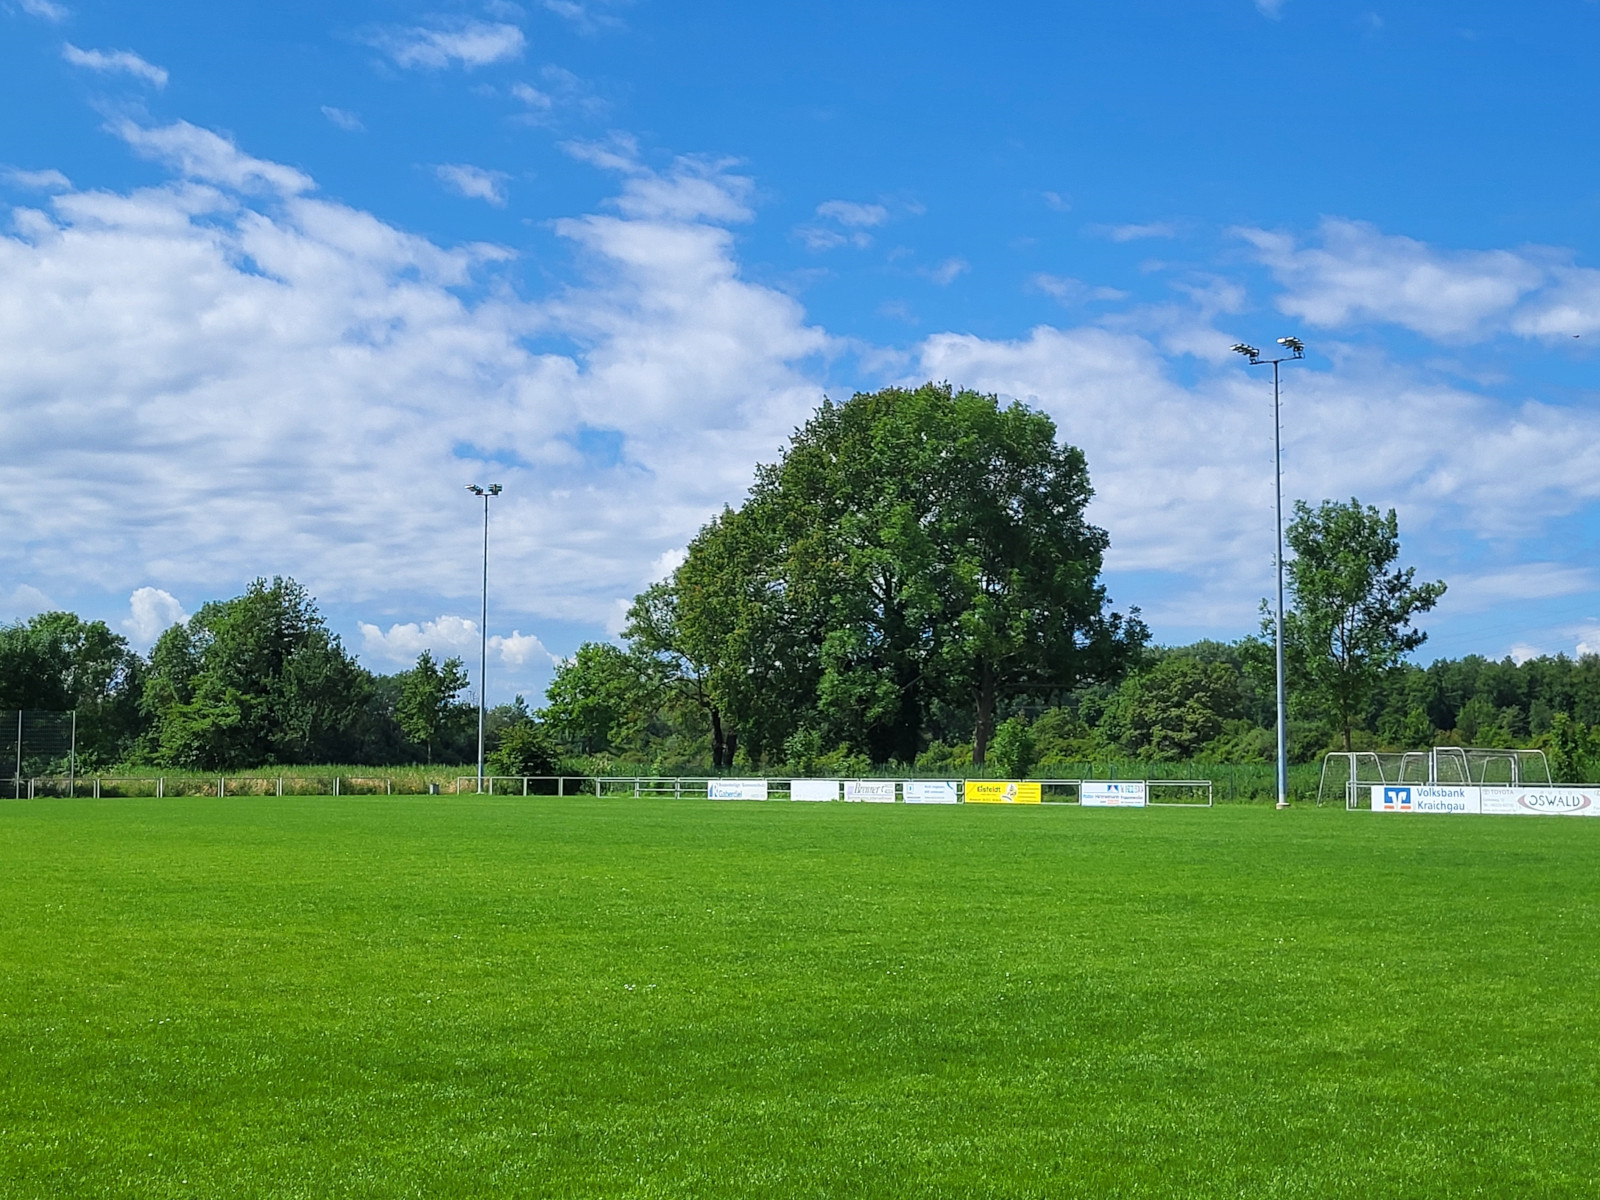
1276, 800, 1291, 810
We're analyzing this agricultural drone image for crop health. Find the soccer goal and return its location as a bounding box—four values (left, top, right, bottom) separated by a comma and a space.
1320, 746, 1552, 808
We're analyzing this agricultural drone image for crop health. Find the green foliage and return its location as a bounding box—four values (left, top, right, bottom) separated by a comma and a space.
139, 577, 372, 769
0, 612, 145, 763
1282, 499, 1446, 752
395, 651, 471, 763
1103, 657, 1241, 760
987, 715, 1038, 779
542, 642, 660, 756
486, 720, 560, 779
656, 383, 1143, 768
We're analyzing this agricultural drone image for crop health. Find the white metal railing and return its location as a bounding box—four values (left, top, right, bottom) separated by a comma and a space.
15, 773, 1217, 808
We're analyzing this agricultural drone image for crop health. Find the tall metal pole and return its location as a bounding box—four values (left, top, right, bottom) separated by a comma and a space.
466, 482, 501, 795
1233, 338, 1303, 810
1272, 360, 1289, 811
478, 490, 490, 795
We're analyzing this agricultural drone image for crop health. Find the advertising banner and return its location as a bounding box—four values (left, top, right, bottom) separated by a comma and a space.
790, 779, 839, 802
1081, 781, 1147, 807
844, 779, 897, 803
964, 780, 1042, 804
708, 779, 769, 801
902, 780, 959, 804
1480, 786, 1600, 817
1369, 785, 1480, 814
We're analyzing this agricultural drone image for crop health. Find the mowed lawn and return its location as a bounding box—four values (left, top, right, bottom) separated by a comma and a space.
2, 797, 1597, 1198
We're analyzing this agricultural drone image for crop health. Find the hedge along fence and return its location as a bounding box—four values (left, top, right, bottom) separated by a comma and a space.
14, 760, 1323, 803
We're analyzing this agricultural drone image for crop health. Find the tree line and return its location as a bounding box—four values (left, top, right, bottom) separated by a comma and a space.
5, 383, 1599, 781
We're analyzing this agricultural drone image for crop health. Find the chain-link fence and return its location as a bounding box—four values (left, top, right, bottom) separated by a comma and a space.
1, 710, 76, 799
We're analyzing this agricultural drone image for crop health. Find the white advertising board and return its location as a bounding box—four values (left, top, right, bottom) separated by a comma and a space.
708, 779, 769, 801
901, 780, 959, 804
1480, 786, 1600, 817
844, 779, 897, 803
1369, 785, 1480, 813
1081, 781, 1147, 807
790, 779, 839, 802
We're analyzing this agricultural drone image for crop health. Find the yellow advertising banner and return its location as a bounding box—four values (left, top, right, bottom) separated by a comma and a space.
964, 780, 1042, 804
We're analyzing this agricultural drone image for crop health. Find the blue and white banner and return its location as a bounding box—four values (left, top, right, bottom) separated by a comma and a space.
1081, 781, 1147, 807
708, 779, 769, 801
902, 780, 959, 804
1370, 785, 1479, 813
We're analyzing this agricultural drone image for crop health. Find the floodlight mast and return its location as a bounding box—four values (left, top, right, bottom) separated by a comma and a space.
466, 483, 503, 793
1231, 338, 1305, 810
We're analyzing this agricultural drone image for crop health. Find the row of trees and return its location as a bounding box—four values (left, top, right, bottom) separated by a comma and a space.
0, 579, 527, 771
5, 382, 1596, 777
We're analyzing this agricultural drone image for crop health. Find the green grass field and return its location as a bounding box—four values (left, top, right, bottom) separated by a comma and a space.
2, 797, 1597, 1198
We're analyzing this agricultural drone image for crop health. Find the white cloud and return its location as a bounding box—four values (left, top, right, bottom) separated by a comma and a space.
62, 44, 169, 88
816, 200, 888, 228
18, 0, 69, 22
1255, 0, 1285, 16
0, 120, 828, 689
1091, 221, 1179, 242
358, 617, 559, 669
112, 119, 313, 194
435, 163, 509, 206
0, 584, 54, 622
376, 21, 526, 70
1239, 218, 1570, 341
539, 0, 624, 33
321, 106, 365, 133
3, 167, 71, 191
923, 257, 969, 286
1032, 273, 1127, 305
122, 587, 188, 647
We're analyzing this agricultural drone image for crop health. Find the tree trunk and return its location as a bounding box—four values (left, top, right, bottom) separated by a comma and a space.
972, 663, 997, 767
711, 707, 725, 769
725, 730, 739, 767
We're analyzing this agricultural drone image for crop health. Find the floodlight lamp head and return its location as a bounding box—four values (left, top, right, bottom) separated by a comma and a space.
466, 484, 485, 496
1231, 342, 1260, 360
1277, 335, 1305, 356
488, 483, 503, 496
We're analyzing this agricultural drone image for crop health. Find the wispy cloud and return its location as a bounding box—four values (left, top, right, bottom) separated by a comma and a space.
435, 163, 509, 206
923, 257, 969, 286
62, 44, 169, 88
1089, 221, 1179, 242
111, 119, 313, 194
374, 21, 525, 70
321, 106, 364, 133
17, 0, 69, 22
1255, 0, 1286, 17
1032, 273, 1127, 305
815, 200, 888, 228
539, 0, 626, 33
796, 199, 889, 251
3, 167, 72, 190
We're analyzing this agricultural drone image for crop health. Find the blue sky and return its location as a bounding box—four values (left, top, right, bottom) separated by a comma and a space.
4, 0, 1600, 703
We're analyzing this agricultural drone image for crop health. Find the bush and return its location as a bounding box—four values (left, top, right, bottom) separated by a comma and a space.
486, 722, 560, 779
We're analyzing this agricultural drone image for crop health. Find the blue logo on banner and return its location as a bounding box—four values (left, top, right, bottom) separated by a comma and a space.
1383, 787, 1412, 810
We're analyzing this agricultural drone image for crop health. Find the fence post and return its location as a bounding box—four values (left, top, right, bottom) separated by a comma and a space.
69, 711, 76, 798
158, 777, 164, 799
219, 776, 226, 798
558, 776, 565, 797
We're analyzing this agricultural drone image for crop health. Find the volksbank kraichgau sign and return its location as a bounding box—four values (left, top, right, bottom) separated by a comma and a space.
1371, 784, 1600, 816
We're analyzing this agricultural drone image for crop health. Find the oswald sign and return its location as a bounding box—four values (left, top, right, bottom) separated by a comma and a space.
1371, 784, 1600, 816
1481, 786, 1599, 816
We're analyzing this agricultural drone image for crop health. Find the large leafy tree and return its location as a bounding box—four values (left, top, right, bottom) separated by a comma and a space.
1282, 499, 1446, 752
395, 651, 470, 763
657, 383, 1142, 766
0, 612, 146, 763
542, 641, 662, 757
141, 577, 372, 768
